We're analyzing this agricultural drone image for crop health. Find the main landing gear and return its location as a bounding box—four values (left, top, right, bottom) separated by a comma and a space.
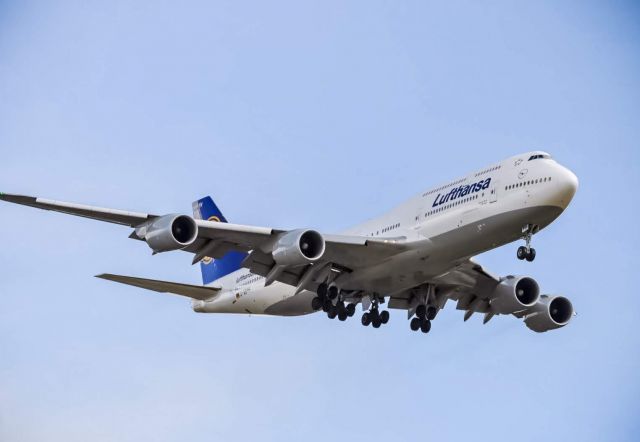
517, 224, 538, 262
313, 284, 389, 327
312, 283, 356, 322
410, 304, 437, 334
361, 301, 390, 329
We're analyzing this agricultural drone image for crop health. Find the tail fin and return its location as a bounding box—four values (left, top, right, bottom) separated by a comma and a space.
192, 196, 247, 285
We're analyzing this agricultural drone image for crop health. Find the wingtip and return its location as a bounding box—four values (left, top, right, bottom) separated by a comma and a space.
0, 193, 37, 204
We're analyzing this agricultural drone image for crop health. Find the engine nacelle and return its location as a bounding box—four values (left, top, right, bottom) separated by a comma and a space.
272, 229, 325, 266
490, 276, 540, 315
524, 295, 574, 333
140, 214, 198, 253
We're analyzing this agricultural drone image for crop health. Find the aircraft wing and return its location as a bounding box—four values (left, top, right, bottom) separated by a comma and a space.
430, 259, 504, 322
0, 193, 155, 226
0, 193, 413, 291
385, 258, 501, 316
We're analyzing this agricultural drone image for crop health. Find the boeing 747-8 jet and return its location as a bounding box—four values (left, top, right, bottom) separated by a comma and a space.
0, 151, 578, 334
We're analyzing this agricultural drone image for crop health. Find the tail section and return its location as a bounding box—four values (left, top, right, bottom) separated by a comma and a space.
192, 196, 247, 285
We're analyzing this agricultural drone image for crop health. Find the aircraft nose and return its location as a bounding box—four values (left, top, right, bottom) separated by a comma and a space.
556, 166, 578, 208
566, 168, 579, 195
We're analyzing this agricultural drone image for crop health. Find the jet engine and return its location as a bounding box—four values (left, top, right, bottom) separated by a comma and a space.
140, 214, 198, 253
524, 295, 574, 332
490, 276, 540, 315
272, 229, 325, 266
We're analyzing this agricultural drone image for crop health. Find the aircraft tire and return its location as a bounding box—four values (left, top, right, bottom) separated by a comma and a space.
517, 246, 527, 260
526, 248, 536, 262
346, 303, 356, 317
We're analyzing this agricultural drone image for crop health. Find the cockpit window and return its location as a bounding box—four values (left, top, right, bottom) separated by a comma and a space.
528, 154, 551, 161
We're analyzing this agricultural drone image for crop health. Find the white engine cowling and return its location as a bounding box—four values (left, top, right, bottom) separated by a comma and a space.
272, 229, 325, 266
490, 276, 540, 315
141, 214, 198, 253
524, 295, 574, 332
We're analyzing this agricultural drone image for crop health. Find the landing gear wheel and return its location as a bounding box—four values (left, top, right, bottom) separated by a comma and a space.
328, 285, 339, 300
361, 312, 371, 326
338, 310, 348, 321
517, 246, 527, 260
426, 306, 437, 321
311, 297, 322, 311
346, 303, 356, 317
420, 319, 431, 333
322, 299, 332, 312
317, 283, 328, 298
370, 309, 381, 328
327, 306, 338, 319
526, 247, 536, 262
379, 310, 390, 324
416, 304, 427, 319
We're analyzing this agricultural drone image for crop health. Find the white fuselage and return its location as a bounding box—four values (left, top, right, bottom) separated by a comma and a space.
192, 152, 578, 316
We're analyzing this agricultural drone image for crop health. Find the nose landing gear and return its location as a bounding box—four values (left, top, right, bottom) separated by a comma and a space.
517, 246, 536, 261
517, 224, 538, 262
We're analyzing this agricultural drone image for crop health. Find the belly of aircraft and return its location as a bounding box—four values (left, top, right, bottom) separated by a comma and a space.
342, 204, 563, 295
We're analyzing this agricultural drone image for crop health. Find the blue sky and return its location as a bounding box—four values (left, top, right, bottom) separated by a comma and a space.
1, 1, 639, 441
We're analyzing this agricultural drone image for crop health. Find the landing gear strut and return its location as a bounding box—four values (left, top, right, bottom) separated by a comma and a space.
312, 283, 356, 321
409, 285, 438, 334
517, 224, 538, 262
361, 298, 390, 329
416, 304, 437, 321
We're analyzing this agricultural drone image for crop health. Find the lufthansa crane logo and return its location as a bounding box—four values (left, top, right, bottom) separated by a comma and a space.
201, 215, 221, 264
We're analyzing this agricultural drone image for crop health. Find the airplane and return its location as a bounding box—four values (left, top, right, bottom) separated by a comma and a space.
0, 151, 578, 334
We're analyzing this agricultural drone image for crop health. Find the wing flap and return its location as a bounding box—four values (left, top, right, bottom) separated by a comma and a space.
96, 273, 220, 300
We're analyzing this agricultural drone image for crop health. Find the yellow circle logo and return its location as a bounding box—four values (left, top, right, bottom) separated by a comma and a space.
201, 215, 221, 265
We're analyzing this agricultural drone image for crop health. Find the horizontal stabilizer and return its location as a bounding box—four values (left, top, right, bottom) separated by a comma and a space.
96, 273, 220, 300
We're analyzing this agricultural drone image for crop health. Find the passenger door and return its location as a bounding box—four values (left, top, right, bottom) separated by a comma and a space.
489, 179, 499, 203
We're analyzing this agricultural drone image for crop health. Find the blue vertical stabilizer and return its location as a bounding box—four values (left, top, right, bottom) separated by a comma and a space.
192, 196, 247, 285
